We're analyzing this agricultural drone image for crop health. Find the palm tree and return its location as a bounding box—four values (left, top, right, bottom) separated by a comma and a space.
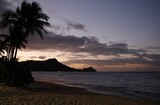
0, 39, 4, 55
0, 36, 8, 56
0, 28, 27, 60
0, 1, 50, 60
21, 1, 50, 39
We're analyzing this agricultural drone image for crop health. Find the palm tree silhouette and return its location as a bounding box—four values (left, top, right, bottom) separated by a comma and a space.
0, 1, 50, 60
0, 35, 8, 56
0, 39, 5, 55
0, 28, 27, 60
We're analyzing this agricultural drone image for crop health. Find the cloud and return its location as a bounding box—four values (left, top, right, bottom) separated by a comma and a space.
27, 32, 85, 51
58, 17, 88, 32
108, 43, 128, 49
26, 32, 146, 57
66, 21, 87, 32
51, 24, 64, 33
0, 0, 13, 28
63, 57, 160, 68
0, 0, 13, 34
146, 46, 160, 50
0, 0, 11, 16
30, 56, 37, 59
63, 59, 160, 71
141, 53, 160, 61
50, 15, 88, 33
25, 31, 160, 71
30, 56, 46, 60
39, 56, 46, 59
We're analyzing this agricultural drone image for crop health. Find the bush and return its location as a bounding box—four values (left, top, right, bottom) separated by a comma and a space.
0, 58, 34, 87
0, 57, 6, 83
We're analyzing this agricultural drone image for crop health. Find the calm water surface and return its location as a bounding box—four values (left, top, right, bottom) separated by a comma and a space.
32, 72, 160, 101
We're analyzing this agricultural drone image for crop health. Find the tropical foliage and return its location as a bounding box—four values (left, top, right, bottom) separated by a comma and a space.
0, 1, 50, 60
0, 1, 50, 86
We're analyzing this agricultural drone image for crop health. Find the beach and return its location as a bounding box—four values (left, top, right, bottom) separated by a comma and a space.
0, 81, 159, 105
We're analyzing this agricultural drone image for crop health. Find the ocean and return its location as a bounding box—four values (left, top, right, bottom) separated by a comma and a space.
32, 72, 160, 101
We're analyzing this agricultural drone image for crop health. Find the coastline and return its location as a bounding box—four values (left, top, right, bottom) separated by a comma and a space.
36, 81, 160, 102
0, 81, 159, 105
32, 72, 160, 101
50, 80, 145, 100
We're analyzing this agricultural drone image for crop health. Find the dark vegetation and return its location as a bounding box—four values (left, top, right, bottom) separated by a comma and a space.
21, 58, 96, 72
0, 1, 96, 87
0, 58, 33, 86
0, 1, 50, 87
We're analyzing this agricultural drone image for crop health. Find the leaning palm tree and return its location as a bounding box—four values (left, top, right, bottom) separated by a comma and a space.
0, 1, 50, 60
0, 39, 4, 55
0, 36, 8, 56
0, 28, 27, 60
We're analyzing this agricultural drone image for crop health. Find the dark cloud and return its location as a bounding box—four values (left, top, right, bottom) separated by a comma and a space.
0, 0, 13, 35
30, 56, 37, 59
25, 31, 160, 71
26, 32, 146, 56
108, 43, 128, 49
146, 46, 160, 50
63, 57, 160, 67
59, 17, 88, 32
27, 32, 85, 51
30, 56, 46, 60
56, 54, 66, 57
140, 53, 160, 61
39, 56, 46, 59
0, 0, 11, 16
51, 24, 64, 33
66, 21, 87, 32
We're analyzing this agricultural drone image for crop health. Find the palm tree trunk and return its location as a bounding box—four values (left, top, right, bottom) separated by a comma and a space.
7, 46, 12, 61
7, 46, 9, 60
14, 47, 18, 60
10, 47, 15, 61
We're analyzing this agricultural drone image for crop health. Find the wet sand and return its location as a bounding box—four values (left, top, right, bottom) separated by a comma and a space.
0, 81, 159, 105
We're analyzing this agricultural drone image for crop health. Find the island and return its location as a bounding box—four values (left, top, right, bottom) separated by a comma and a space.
21, 58, 96, 72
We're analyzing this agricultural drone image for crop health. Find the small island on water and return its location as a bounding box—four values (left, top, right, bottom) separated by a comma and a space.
21, 58, 97, 72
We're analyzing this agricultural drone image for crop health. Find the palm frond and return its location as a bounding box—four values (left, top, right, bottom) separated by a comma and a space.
37, 13, 49, 21
0, 10, 17, 28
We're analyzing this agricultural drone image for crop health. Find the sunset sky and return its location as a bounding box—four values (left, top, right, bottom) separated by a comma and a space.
0, 0, 160, 71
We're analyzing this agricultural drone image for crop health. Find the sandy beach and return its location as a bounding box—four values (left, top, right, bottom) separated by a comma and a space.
0, 81, 159, 105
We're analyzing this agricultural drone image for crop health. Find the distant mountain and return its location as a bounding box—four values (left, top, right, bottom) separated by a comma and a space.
21, 58, 96, 72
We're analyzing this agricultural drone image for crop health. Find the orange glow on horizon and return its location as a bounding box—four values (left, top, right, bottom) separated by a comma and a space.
11, 50, 160, 72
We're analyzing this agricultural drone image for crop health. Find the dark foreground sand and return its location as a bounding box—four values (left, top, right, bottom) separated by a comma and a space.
0, 81, 159, 105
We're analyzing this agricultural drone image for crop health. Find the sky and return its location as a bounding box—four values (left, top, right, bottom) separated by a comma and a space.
0, 0, 160, 71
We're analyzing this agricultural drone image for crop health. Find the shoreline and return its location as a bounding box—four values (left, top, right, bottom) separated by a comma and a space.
43, 80, 160, 101
30, 81, 160, 104
0, 81, 159, 105
32, 71, 160, 102
51, 81, 141, 99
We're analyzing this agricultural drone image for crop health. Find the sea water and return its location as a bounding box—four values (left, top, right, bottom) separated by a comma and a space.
32, 72, 160, 101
